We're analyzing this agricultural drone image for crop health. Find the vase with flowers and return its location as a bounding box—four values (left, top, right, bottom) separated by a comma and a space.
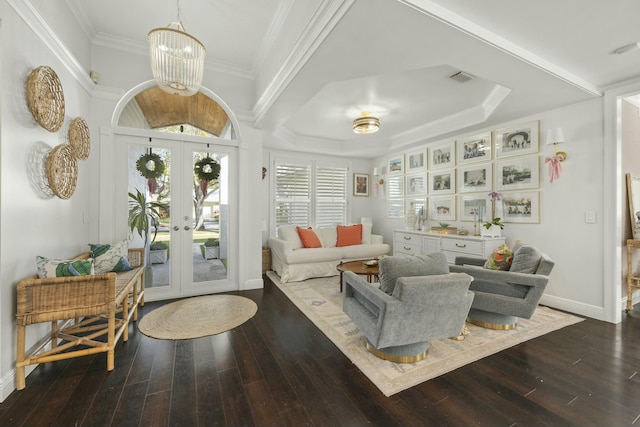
482, 191, 504, 237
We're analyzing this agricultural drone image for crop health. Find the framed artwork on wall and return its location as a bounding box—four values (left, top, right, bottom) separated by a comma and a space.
458, 163, 492, 193
428, 141, 455, 169
494, 120, 540, 158
495, 155, 539, 191
429, 195, 456, 221
496, 191, 540, 223
458, 194, 489, 222
388, 155, 404, 175
387, 199, 405, 219
406, 173, 427, 196
429, 169, 455, 195
353, 173, 369, 196
406, 197, 427, 217
457, 132, 492, 164
406, 149, 426, 173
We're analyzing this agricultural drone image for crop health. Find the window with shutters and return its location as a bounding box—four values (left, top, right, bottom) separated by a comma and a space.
273, 158, 348, 228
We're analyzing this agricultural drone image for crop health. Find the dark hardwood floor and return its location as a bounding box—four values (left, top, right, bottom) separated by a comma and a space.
2, 274, 640, 427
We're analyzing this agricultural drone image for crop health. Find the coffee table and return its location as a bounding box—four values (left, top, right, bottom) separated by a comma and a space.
337, 259, 379, 292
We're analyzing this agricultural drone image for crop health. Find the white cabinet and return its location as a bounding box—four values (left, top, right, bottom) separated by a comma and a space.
392, 229, 505, 263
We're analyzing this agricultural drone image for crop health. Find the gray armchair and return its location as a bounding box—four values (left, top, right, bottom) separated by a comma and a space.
342, 270, 474, 363
449, 245, 554, 330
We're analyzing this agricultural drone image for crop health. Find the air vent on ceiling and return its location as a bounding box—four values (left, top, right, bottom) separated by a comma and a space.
450, 71, 475, 83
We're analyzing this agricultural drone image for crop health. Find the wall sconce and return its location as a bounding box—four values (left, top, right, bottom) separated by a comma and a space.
544, 127, 566, 183
373, 167, 384, 185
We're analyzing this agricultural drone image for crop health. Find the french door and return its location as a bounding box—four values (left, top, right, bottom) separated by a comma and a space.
116, 134, 237, 300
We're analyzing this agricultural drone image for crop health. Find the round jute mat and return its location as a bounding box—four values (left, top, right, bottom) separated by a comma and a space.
138, 295, 257, 340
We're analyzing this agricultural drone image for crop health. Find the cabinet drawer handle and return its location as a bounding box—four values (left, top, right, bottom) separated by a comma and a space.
455, 243, 467, 248
404, 246, 411, 250
403, 236, 412, 240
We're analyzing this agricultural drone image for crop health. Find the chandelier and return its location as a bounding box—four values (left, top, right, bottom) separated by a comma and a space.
352, 112, 381, 135
148, 1, 206, 96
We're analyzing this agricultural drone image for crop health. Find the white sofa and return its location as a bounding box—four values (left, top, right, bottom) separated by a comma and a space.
268, 224, 390, 283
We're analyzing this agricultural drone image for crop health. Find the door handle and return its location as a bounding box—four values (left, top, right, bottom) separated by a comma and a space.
184, 226, 191, 231
173, 226, 179, 231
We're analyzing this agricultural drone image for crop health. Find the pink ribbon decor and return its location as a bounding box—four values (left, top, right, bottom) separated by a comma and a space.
544, 155, 564, 183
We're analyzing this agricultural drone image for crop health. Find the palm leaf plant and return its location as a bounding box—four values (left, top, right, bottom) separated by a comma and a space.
128, 189, 167, 247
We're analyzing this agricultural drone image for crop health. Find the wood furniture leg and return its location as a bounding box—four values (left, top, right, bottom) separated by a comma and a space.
16, 324, 26, 390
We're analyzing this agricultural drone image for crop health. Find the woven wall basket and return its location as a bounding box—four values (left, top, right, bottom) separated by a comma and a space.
46, 144, 77, 199
26, 66, 65, 132
68, 117, 90, 160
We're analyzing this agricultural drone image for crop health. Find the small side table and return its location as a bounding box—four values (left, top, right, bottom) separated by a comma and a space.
627, 240, 640, 312
262, 247, 271, 274
336, 260, 379, 292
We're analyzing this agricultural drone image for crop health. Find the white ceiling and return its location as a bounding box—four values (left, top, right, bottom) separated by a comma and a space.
65, 0, 640, 157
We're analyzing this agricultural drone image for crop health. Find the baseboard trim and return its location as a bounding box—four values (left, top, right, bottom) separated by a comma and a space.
539, 294, 604, 321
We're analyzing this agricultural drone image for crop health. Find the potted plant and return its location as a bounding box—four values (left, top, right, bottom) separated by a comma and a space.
482, 191, 504, 237
200, 238, 219, 260
149, 241, 169, 264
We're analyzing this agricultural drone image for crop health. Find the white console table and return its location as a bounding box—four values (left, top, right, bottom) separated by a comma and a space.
393, 229, 505, 263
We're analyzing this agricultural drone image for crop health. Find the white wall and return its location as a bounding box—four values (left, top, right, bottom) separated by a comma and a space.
370, 98, 607, 320
0, 1, 93, 399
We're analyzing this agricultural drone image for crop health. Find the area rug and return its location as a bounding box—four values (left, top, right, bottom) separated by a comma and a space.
266, 271, 583, 396
138, 295, 257, 340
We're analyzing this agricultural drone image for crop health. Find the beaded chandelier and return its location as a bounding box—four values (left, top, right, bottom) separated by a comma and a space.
148, 1, 205, 96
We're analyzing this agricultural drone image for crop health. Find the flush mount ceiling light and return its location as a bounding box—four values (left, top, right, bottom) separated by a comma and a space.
148, 0, 206, 96
352, 112, 381, 135
613, 42, 640, 55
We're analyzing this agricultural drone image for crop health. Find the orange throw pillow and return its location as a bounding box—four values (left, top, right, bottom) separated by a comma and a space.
296, 227, 322, 248
336, 224, 362, 247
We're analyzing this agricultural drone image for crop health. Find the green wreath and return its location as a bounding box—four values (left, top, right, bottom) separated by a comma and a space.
136, 153, 165, 179
194, 157, 220, 181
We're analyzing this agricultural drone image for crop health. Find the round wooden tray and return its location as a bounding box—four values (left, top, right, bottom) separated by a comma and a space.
46, 144, 77, 199
26, 66, 65, 132
68, 117, 90, 160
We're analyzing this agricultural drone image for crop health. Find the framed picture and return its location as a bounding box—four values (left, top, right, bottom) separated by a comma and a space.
406, 173, 427, 196
388, 155, 404, 175
428, 141, 455, 169
496, 191, 540, 223
494, 121, 540, 158
353, 173, 369, 196
429, 195, 456, 221
406, 197, 427, 218
387, 199, 405, 218
387, 176, 404, 198
406, 149, 426, 173
495, 155, 539, 191
429, 169, 455, 195
458, 194, 489, 222
457, 132, 492, 164
458, 163, 492, 193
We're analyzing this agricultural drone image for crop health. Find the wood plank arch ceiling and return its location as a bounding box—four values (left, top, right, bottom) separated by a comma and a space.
134, 87, 229, 137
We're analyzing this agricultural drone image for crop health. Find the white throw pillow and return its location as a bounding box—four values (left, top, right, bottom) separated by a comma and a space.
361, 223, 372, 244
277, 225, 303, 249
319, 226, 338, 248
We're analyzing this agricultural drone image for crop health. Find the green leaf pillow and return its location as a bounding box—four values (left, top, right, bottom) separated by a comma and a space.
89, 239, 132, 273
36, 256, 95, 279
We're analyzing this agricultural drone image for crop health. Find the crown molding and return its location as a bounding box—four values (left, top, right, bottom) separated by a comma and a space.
399, 0, 602, 97
8, 0, 95, 94
252, 0, 357, 126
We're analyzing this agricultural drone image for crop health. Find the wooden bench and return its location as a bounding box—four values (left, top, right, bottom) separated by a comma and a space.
15, 248, 145, 390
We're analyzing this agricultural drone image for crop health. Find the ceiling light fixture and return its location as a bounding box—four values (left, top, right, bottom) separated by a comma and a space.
352, 112, 380, 135
148, 0, 206, 96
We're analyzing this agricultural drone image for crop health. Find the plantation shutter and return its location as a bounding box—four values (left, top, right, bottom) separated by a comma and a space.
315, 165, 347, 227
274, 161, 311, 227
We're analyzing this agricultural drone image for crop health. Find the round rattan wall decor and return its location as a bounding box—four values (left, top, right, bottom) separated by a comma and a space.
26, 66, 65, 132
68, 117, 90, 160
45, 144, 77, 199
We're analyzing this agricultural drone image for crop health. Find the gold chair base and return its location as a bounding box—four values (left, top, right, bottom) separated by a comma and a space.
467, 317, 517, 330
365, 341, 428, 363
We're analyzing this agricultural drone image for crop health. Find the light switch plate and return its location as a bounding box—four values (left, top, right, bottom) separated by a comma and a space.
585, 211, 596, 223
